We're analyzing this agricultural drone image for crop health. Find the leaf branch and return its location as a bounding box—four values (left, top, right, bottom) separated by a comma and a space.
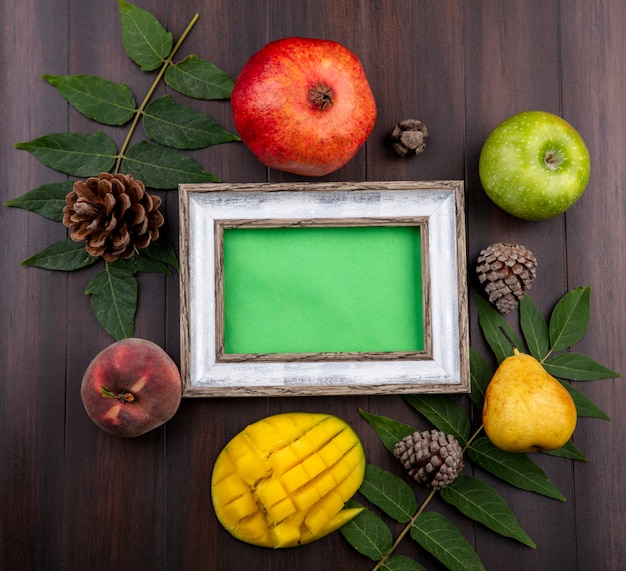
115, 13, 199, 172
371, 424, 486, 570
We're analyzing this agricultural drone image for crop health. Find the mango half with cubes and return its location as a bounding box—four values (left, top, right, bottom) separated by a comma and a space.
211, 412, 366, 548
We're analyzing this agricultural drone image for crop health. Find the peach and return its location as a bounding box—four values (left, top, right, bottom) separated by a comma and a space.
80, 338, 182, 437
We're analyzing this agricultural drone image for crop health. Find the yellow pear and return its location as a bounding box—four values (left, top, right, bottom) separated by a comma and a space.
482, 348, 577, 453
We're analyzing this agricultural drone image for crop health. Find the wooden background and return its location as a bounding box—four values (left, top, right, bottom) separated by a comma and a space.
2, 1, 625, 570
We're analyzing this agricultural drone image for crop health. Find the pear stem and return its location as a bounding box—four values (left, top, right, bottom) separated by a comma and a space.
499, 326, 519, 352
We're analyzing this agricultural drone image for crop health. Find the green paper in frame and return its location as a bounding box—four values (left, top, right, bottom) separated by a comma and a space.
222, 225, 424, 355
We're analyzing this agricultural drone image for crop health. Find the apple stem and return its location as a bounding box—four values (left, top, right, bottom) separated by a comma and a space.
308, 83, 334, 110
544, 149, 564, 170
101, 385, 135, 403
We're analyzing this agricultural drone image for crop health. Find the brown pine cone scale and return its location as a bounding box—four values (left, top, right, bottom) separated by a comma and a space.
63, 172, 164, 262
393, 429, 464, 490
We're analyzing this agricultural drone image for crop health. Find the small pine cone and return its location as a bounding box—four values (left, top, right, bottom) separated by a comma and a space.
62, 172, 164, 262
390, 119, 428, 157
393, 429, 464, 490
476, 242, 537, 314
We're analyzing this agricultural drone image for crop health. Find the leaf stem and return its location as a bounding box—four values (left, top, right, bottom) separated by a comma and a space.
373, 488, 437, 571
372, 424, 486, 570
114, 13, 200, 173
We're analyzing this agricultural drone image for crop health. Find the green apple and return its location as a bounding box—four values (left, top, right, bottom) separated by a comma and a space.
479, 111, 590, 220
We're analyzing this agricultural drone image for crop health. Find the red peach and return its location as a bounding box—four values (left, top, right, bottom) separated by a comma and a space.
80, 338, 182, 437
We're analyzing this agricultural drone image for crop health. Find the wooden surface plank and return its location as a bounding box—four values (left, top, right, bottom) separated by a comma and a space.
1, 1, 625, 570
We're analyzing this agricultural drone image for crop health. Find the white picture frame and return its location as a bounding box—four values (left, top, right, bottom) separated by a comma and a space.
179, 181, 469, 397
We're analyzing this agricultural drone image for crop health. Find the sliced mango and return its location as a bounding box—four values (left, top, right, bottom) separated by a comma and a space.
211, 412, 366, 548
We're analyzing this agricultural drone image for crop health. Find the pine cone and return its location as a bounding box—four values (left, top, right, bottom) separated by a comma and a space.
476, 242, 537, 314
63, 172, 164, 262
393, 429, 464, 490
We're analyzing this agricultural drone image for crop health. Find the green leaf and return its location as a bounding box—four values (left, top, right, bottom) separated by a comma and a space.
85, 263, 137, 340
410, 512, 486, 571
520, 295, 549, 360
15, 131, 117, 177
543, 352, 620, 381
469, 348, 492, 410
381, 555, 426, 571
139, 224, 179, 271
121, 140, 220, 189
143, 95, 239, 150
4, 180, 73, 221
560, 381, 611, 419
165, 55, 235, 100
440, 475, 536, 548
359, 409, 416, 454
467, 438, 566, 501
340, 500, 393, 561
118, 0, 172, 71
542, 440, 589, 461
403, 395, 471, 446
549, 286, 591, 352
475, 294, 522, 363
42, 74, 136, 126
359, 464, 417, 523
22, 238, 99, 271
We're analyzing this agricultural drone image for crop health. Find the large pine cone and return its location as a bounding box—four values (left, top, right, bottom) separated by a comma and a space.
393, 429, 464, 490
62, 172, 164, 262
476, 242, 537, 314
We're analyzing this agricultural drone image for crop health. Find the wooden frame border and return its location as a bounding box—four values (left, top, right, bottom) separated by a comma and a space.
214, 216, 431, 363
179, 181, 468, 397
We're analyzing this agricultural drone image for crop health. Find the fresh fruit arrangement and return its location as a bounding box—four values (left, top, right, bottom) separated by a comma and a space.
211, 412, 366, 548
80, 338, 182, 438
231, 37, 377, 176
6, 2, 621, 569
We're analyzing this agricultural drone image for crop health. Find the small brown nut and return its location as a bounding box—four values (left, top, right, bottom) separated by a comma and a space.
390, 119, 429, 157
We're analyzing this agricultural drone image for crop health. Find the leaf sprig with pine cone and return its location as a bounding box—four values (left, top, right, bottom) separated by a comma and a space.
5, 1, 239, 340
341, 285, 620, 571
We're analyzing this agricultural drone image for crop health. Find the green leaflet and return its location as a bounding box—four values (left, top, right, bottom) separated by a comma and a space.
43, 74, 136, 126
542, 440, 589, 461
143, 95, 239, 150
440, 476, 536, 548
520, 294, 549, 360
467, 437, 566, 501
85, 263, 137, 341
560, 381, 611, 419
549, 286, 591, 352
475, 294, 522, 363
15, 131, 116, 177
127, 227, 179, 275
340, 500, 393, 562
544, 352, 620, 381
359, 409, 416, 454
118, 0, 172, 71
4, 180, 73, 222
469, 347, 492, 410
381, 555, 426, 571
359, 465, 417, 523
165, 55, 235, 100
121, 140, 220, 189
22, 238, 98, 271
410, 512, 486, 571
403, 395, 471, 446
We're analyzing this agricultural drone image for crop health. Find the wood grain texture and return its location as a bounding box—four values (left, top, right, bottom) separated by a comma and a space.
1, 1, 624, 570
